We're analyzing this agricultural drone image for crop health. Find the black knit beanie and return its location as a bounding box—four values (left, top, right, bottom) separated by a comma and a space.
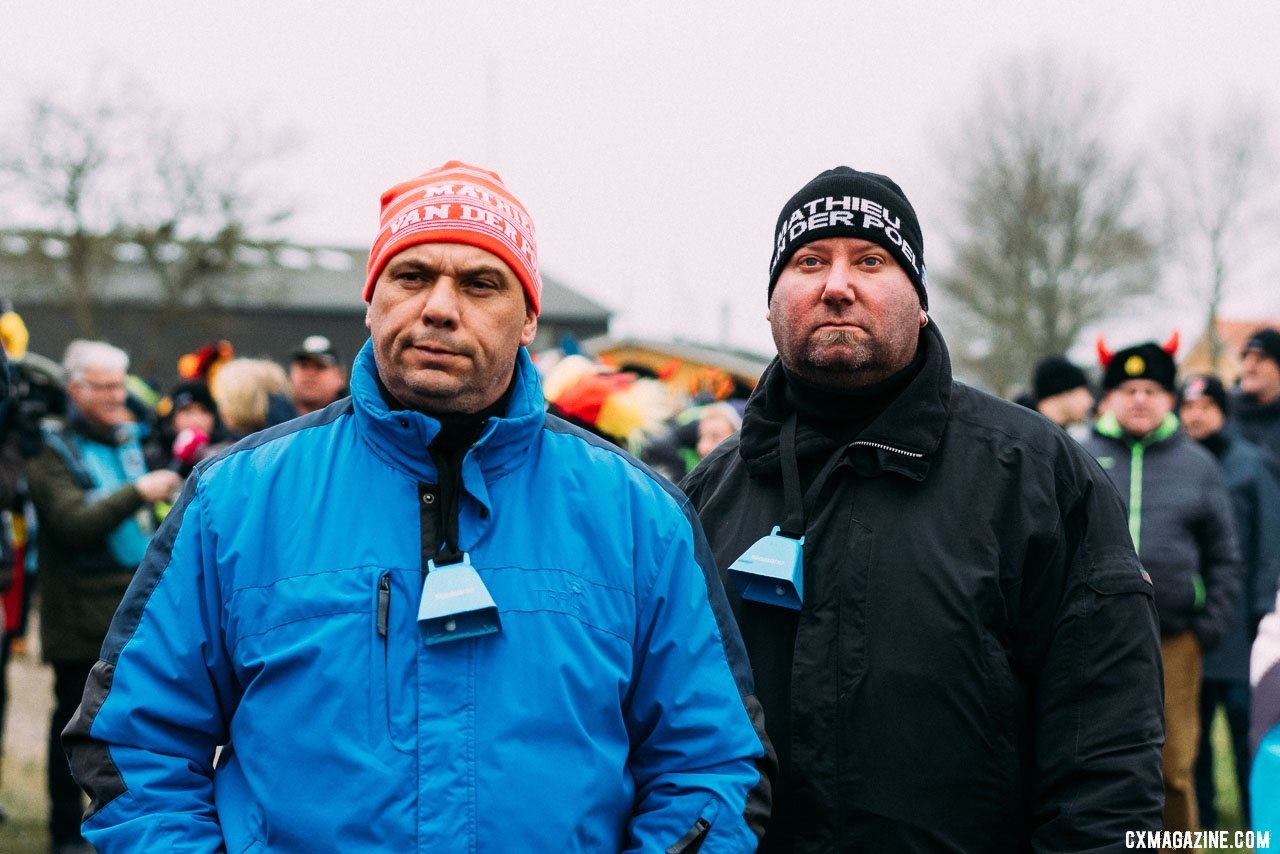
1177, 374, 1228, 414
1033, 355, 1090, 400
767, 166, 926, 308
1243, 327, 1280, 365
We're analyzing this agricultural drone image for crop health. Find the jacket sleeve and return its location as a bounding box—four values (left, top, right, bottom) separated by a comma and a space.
1253, 605, 1280, 758
623, 498, 773, 854
62, 475, 235, 852
1191, 463, 1243, 651
27, 445, 145, 549
1025, 472, 1165, 851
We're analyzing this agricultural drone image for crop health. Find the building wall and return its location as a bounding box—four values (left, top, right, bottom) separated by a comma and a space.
14, 301, 607, 391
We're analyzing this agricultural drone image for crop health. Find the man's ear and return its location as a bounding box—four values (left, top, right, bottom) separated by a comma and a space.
919, 309, 928, 327
520, 298, 538, 347
365, 309, 372, 330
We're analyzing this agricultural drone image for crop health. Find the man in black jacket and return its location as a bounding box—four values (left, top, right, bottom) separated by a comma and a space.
1082, 343, 1241, 838
681, 166, 1164, 852
1232, 327, 1280, 464
1179, 374, 1280, 829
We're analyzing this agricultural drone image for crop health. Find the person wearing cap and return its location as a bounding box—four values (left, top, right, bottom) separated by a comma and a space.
681, 166, 1163, 851
1081, 341, 1241, 837
289, 334, 349, 416
64, 162, 772, 852
1178, 373, 1280, 830
1232, 326, 1280, 464
1031, 354, 1094, 437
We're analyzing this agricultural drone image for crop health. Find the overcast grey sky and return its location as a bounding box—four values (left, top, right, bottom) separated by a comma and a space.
3, 1, 1278, 362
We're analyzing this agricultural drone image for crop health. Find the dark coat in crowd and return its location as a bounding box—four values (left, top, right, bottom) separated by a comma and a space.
27, 416, 150, 662
1082, 415, 1241, 650
1197, 428, 1280, 681
1231, 388, 1280, 466
681, 322, 1164, 853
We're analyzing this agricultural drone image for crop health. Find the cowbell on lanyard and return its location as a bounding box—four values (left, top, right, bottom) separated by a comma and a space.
417, 459, 501, 646
727, 412, 845, 611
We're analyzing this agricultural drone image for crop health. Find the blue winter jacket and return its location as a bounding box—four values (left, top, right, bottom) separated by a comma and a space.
64, 341, 772, 853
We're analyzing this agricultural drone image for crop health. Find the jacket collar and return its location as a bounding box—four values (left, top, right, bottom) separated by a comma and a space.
66, 406, 136, 447
1232, 387, 1280, 419
739, 320, 953, 482
350, 338, 545, 487
1092, 411, 1180, 447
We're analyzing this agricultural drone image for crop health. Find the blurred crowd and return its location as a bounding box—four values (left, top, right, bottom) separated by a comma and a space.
3, 302, 1280, 845
1016, 329, 1280, 837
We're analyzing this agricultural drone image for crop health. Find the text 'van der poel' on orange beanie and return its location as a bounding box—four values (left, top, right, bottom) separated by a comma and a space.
363, 160, 543, 315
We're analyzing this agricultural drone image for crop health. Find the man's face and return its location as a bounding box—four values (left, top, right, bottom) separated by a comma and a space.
68, 367, 129, 431
1239, 349, 1280, 403
768, 237, 925, 388
290, 358, 347, 411
696, 410, 738, 459
1106, 379, 1174, 437
1178, 396, 1225, 441
1059, 386, 1095, 425
366, 242, 536, 415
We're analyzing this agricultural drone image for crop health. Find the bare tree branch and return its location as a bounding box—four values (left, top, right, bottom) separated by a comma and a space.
936, 54, 1159, 395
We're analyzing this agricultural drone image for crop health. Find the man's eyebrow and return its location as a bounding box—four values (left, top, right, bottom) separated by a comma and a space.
456, 262, 513, 280
384, 258, 437, 275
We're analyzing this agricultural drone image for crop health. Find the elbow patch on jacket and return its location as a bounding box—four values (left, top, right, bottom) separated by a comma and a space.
63, 659, 127, 815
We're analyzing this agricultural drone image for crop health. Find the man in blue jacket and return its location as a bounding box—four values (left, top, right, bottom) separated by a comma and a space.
63, 161, 772, 852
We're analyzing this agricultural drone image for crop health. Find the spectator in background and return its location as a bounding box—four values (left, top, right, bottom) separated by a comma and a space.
1232, 327, 1280, 463
212, 357, 292, 445
695, 402, 742, 459
26, 340, 181, 854
0, 339, 19, 825
1083, 339, 1241, 837
145, 380, 223, 473
1031, 354, 1094, 438
1179, 374, 1280, 828
290, 334, 348, 415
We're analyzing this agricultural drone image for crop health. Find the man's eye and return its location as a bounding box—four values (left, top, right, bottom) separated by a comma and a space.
861, 256, 884, 267
797, 256, 822, 267
467, 278, 500, 291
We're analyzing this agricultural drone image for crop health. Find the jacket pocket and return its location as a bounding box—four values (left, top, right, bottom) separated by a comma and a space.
370, 571, 416, 754
1084, 562, 1153, 599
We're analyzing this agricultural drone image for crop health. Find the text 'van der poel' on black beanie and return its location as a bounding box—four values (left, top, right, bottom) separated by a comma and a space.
767, 166, 927, 309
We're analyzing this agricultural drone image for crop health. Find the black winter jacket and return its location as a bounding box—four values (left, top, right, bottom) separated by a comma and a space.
1082, 413, 1241, 650
1199, 429, 1280, 681
681, 323, 1164, 853
1230, 388, 1280, 466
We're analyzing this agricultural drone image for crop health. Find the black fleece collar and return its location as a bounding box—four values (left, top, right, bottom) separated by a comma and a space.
739, 320, 953, 481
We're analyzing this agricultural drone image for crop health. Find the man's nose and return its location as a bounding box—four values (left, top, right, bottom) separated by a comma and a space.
820, 264, 857, 304
420, 279, 462, 325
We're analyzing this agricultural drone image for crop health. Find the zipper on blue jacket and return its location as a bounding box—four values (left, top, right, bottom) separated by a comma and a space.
377, 573, 390, 638
666, 817, 710, 854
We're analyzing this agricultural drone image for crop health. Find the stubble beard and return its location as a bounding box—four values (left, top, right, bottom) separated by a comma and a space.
797, 328, 897, 386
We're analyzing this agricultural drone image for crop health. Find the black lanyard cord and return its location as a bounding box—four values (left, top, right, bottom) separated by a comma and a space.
778, 412, 850, 541
431, 449, 465, 567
